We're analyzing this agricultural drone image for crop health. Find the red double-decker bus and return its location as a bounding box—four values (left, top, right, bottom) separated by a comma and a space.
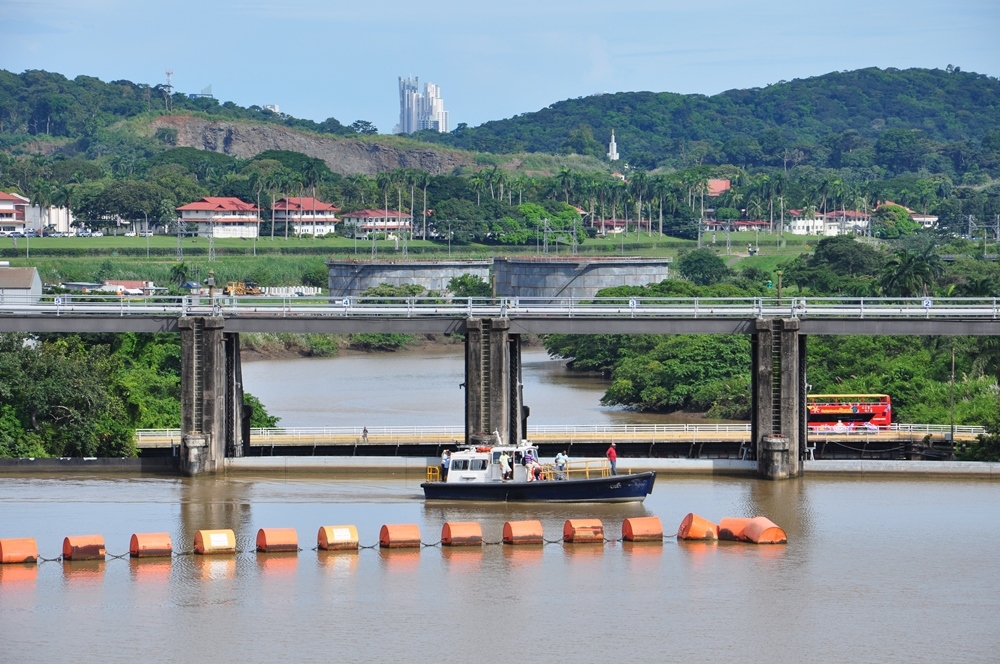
806, 394, 892, 431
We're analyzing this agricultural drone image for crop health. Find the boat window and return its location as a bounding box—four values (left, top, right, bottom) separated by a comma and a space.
451, 459, 469, 471
492, 451, 501, 463
470, 459, 488, 471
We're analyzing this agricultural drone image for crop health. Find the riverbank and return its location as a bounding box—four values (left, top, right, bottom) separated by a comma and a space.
2, 456, 997, 478
239, 331, 543, 361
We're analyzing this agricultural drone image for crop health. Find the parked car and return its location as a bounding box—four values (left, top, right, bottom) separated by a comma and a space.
124, 231, 137, 237
10, 231, 24, 238
25, 230, 39, 237
77, 230, 91, 237
139, 231, 154, 237
91, 231, 104, 237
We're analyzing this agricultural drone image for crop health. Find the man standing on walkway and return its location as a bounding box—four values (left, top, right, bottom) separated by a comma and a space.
606, 442, 618, 476
441, 449, 451, 481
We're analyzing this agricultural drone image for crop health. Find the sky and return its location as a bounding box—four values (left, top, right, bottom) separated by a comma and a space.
4, 0, 999, 134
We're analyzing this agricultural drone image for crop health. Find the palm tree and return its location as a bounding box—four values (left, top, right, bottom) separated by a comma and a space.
28, 178, 53, 232
629, 171, 649, 235
558, 167, 574, 205
879, 248, 944, 297
469, 172, 485, 206
415, 171, 431, 240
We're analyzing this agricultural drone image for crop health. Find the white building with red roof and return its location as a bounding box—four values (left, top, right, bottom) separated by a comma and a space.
272, 197, 340, 237
0, 192, 29, 235
340, 209, 413, 238
176, 197, 260, 238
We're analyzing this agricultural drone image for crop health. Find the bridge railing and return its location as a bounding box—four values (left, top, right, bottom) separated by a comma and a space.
4, 294, 1000, 319
133, 422, 987, 448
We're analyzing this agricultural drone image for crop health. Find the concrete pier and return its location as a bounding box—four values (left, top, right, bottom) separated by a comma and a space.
752, 318, 806, 480
178, 317, 245, 475
464, 318, 524, 446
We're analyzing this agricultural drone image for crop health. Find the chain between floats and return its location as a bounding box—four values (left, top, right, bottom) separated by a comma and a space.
32, 534, 678, 561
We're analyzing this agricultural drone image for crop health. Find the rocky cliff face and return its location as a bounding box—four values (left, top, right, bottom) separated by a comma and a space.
150, 116, 473, 176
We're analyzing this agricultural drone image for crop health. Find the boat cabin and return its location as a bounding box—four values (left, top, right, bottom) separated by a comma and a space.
446, 441, 541, 483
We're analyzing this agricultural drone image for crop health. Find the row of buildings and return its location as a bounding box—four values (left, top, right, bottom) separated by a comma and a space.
175, 198, 414, 238
1, 192, 415, 239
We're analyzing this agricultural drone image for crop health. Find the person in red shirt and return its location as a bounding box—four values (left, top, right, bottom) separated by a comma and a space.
606, 442, 618, 476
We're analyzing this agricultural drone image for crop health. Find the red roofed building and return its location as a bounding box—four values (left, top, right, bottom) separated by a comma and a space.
707, 179, 731, 197
273, 197, 340, 237
176, 197, 260, 238
340, 209, 413, 238
0, 192, 29, 236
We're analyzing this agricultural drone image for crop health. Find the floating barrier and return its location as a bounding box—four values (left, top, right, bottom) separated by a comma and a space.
677, 513, 719, 541
718, 518, 753, 542
256, 528, 299, 553
318, 525, 359, 551
380, 524, 421, 549
441, 522, 482, 546
63, 535, 106, 561
503, 520, 543, 545
0, 538, 38, 564
129, 533, 173, 558
622, 517, 663, 542
742, 517, 787, 544
563, 519, 604, 543
8, 513, 780, 567
194, 529, 236, 555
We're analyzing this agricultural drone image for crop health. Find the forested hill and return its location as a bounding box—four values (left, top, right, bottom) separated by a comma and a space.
415, 67, 1000, 169
0, 69, 372, 148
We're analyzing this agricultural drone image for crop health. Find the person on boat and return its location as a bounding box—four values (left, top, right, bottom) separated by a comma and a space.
499, 451, 512, 480
555, 451, 568, 480
524, 449, 538, 481
362, 427, 368, 443
441, 450, 451, 480
606, 443, 618, 476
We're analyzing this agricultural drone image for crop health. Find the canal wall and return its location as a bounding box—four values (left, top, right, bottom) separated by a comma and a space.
492, 257, 671, 302
4, 457, 998, 478
326, 260, 491, 298
325, 257, 671, 299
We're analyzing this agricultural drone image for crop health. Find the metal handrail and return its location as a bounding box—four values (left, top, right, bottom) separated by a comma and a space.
133, 422, 987, 449
6, 295, 1000, 320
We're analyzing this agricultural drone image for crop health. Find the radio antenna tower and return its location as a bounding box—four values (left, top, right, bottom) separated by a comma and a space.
164, 70, 174, 112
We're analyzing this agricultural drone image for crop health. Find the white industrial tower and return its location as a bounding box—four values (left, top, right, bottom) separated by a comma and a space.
394, 77, 449, 134
607, 129, 619, 161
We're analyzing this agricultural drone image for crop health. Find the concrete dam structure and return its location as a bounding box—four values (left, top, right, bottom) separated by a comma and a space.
492, 257, 670, 302
326, 257, 671, 300
327, 260, 491, 298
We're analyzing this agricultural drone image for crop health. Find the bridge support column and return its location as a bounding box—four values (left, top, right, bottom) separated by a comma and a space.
751, 318, 806, 480
179, 317, 245, 475
465, 318, 523, 446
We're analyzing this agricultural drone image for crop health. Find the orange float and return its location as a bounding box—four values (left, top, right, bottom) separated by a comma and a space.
379, 524, 421, 548
563, 519, 604, 543
503, 520, 543, 545
676, 513, 719, 541
62, 535, 106, 561
742, 517, 787, 544
129, 533, 173, 558
256, 528, 299, 553
317, 525, 359, 551
0, 538, 38, 564
193, 529, 236, 555
441, 522, 483, 546
622, 517, 663, 542
718, 517, 753, 542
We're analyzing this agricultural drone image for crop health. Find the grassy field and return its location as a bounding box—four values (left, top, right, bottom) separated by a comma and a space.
3, 231, 811, 287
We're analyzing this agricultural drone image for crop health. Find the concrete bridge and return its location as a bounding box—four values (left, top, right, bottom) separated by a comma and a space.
2, 294, 998, 480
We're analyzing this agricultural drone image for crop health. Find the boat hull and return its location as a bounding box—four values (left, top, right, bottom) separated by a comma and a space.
421, 471, 656, 503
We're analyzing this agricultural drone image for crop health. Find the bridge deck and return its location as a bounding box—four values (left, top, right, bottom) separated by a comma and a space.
134, 424, 983, 449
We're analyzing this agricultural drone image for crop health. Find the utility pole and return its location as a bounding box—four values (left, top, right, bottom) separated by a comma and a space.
176, 216, 183, 261
208, 219, 216, 262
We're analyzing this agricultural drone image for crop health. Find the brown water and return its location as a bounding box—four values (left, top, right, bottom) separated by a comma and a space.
1, 474, 997, 662
242, 347, 737, 427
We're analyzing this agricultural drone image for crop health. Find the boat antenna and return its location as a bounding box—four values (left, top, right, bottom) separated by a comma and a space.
493, 429, 502, 445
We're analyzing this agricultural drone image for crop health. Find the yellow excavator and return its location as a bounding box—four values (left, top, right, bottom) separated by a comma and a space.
222, 281, 263, 296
